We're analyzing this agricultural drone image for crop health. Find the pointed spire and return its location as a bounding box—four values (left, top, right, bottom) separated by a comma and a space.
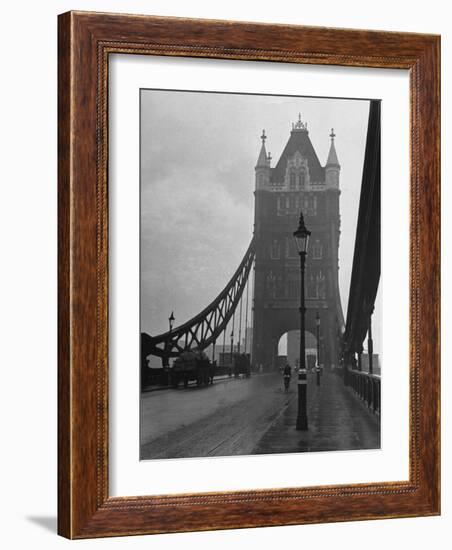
326, 128, 340, 168
256, 129, 269, 167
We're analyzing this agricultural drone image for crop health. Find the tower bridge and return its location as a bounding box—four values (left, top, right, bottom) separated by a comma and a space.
140, 105, 381, 458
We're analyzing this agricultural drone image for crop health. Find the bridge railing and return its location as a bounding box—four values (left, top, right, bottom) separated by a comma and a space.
347, 369, 381, 415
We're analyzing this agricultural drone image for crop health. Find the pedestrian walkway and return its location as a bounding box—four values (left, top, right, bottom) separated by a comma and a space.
252, 370, 380, 454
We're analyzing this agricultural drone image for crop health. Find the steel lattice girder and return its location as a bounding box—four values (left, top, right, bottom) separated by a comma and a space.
142, 238, 255, 359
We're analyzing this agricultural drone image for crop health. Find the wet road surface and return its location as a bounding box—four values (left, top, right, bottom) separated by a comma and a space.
140, 373, 292, 459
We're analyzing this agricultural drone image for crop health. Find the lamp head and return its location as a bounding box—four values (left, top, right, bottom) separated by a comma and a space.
293, 211, 311, 254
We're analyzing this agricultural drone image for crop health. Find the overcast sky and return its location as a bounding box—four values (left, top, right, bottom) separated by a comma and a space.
140, 89, 380, 354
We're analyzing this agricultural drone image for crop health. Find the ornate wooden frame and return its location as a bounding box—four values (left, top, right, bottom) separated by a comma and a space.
58, 11, 440, 539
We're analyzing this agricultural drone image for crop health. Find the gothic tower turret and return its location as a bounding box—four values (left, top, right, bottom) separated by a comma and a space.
325, 128, 341, 189
255, 130, 271, 190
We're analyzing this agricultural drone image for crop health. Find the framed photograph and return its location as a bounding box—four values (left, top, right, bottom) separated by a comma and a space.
58, 11, 440, 538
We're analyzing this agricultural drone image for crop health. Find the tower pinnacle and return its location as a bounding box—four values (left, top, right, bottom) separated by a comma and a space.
256, 129, 270, 168
291, 113, 308, 132
326, 128, 340, 168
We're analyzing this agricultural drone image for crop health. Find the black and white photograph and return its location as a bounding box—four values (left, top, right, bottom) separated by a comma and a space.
140, 90, 381, 460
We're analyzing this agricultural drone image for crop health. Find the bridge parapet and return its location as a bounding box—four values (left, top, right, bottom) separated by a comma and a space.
347, 369, 381, 415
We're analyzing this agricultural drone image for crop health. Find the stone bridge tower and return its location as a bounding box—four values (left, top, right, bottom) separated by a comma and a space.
252, 115, 345, 370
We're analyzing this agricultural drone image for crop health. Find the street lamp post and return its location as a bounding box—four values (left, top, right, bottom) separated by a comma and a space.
316, 311, 321, 386
293, 211, 311, 431
230, 330, 234, 376
165, 311, 175, 383
168, 311, 175, 332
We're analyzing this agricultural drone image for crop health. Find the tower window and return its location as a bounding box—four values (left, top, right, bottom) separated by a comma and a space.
305, 194, 317, 217
287, 276, 299, 298
307, 272, 318, 299
289, 172, 296, 189
313, 239, 323, 259
277, 195, 286, 216
299, 171, 306, 188
270, 239, 280, 260
317, 270, 326, 299
286, 237, 298, 259
275, 275, 285, 298
266, 271, 276, 298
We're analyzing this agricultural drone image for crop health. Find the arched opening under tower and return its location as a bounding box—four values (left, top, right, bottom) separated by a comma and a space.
277, 330, 318, 371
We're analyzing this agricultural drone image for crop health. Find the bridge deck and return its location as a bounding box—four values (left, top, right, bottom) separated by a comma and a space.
140, 370, 380, 459
253, 370, 380, 455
